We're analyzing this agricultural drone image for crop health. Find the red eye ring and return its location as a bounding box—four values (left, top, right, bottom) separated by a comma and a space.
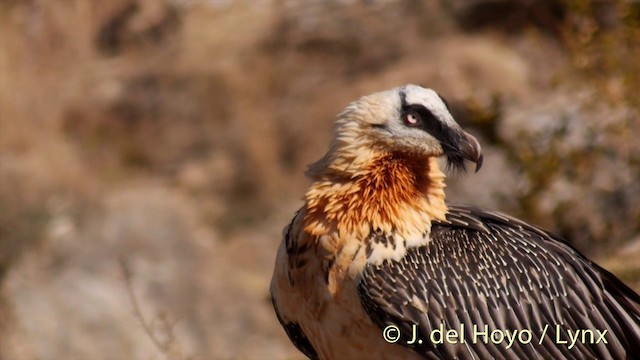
403, 111, 421, 126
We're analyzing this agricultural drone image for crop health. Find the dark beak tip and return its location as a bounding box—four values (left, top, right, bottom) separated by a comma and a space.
461, 131, 483, 173
475, 153, 484, 173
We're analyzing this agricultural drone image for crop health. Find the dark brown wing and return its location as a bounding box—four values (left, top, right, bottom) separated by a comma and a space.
358, 205, 640, 360
271, 292, 318, 360
272, 215, 319, 360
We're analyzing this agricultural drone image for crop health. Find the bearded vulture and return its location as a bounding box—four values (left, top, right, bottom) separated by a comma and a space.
270, 85, 640, 359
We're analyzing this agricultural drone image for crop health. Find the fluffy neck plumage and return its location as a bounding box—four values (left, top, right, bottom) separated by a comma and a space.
303, 146, 448, 256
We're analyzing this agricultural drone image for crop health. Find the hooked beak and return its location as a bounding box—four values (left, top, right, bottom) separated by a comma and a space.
461, 131, 483, 172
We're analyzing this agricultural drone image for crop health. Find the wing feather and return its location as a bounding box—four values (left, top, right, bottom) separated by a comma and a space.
357, 205, 640, 359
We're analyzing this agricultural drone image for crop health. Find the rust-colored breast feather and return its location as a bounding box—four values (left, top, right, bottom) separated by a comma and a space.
271, 214, 422, 360
304, 152, 442, 240
271, 151, 444, 360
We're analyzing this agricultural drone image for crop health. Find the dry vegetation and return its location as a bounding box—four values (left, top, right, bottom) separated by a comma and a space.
0, 0, 639, 359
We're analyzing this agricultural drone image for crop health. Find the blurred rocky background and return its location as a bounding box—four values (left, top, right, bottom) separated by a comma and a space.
0, 0, 639, 359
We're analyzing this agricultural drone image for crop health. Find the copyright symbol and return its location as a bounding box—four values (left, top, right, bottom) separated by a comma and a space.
382, 325, 400, 343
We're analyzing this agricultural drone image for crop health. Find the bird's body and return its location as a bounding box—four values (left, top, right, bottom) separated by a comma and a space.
270, 85, 640, 359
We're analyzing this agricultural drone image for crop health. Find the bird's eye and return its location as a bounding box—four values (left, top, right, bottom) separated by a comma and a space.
402, 111, 421, 127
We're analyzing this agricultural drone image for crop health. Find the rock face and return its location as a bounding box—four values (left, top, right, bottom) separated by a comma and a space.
498, 90, 640, 247
450, 87, 640, 248
0, 1, 638, 359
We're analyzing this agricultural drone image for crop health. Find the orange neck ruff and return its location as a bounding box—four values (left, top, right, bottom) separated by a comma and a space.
303, 153, 448, 243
